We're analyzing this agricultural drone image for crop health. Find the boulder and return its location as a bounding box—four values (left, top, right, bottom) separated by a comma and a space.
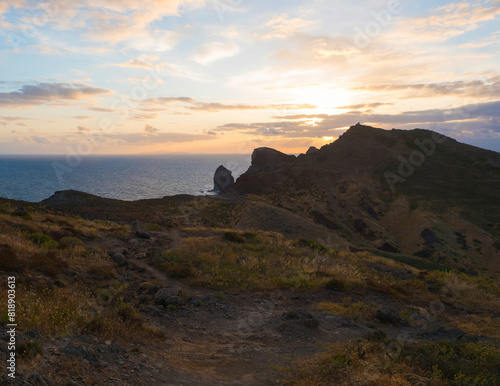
111, 253, 127, 267
154, 287, 184, 305
214, 165, 235, 192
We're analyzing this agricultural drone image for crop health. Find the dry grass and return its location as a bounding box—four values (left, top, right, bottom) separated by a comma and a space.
155, 231, 367, 291
284, 339, 500, 385
0, 207, 159, 345
317, 298, 380, 321
424, 270, 500, 312
283, 341, 439, 386
0, 284, 92, 335
447, 314, 500, 338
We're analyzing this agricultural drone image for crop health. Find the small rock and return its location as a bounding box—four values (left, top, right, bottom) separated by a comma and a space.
135, 231, 151, 239
62, 345, 84, 357
154, 287, 183, 305
26, 329, 43, 339
105, 340, 112, 346
140, 305, 161, 316
29, 373, 52, 386
146, 248, 162, 259
164, 296, 185, 307
111, 253, 127, 267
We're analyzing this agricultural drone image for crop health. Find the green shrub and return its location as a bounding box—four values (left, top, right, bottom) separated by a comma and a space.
116, 303, 139, 323
28, 233, 59, 250
365, 330, 388, 343
145, 223, 161, 231
11, 211, 32, 220
406, 340, 500, 384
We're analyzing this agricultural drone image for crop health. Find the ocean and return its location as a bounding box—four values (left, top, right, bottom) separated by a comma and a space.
0, 154, 251, 203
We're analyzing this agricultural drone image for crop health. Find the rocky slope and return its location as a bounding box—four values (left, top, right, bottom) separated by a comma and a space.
233, 124, 500, 274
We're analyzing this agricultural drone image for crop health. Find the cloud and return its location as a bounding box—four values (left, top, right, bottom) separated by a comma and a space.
188, 102, 317, 112
73, 115, 95, 120
0, 3, 8, 16
0, 83, 111, 108
138, 96, 195, 105
389, 2, 500, 43
212, 100, 500, 139
6, 0, 205, 51
259, 14, 313, 39
103, 131, 214, 144
130, 113, 159, 121
192, 42, 240, 65
128, 77, 164, 84
31, 135, 50, 144
336, 102, 394, 110
0, 116, 28, 122
111, 58, 159, 68
88, 107, 119, 113
108, 57, 205, 80
137, 96, 317, 112
353, 78, 500, 99
77, 126, 91, 133
144, 124, 159, 134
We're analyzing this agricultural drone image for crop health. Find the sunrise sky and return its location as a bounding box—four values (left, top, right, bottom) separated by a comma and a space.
0, 0, 499, 154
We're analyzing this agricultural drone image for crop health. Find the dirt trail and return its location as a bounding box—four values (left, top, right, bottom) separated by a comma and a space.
77, 231, 366, 384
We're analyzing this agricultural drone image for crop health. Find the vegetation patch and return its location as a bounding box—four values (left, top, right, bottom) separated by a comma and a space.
156, 232, 365, 291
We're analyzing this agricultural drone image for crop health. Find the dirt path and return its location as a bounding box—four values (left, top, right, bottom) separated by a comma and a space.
61, 231, 383, 384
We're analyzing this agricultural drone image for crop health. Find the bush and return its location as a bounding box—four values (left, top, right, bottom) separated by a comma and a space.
145, 223, 161, 232
294, 238, 328, 253
407, 340, 500, 384
325, 278, 346, 292
163, 264, 194, 279
0, 244, 24, 273
223, 232, 245, 243
28, 233, 59, 250
11, 211, 32, 220
59, 236, 84, 248
116, 303, 139, 323
29, 251, 68, 278
365, 330, 388, 343
17, 339, 43, 359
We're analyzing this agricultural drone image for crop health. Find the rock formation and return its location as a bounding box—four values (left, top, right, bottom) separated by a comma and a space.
306, 146, 319, 155
213, 165, 234, 193
246, 147, 296, 174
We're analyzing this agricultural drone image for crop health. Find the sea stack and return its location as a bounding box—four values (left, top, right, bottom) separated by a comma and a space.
214, 165, 234, 193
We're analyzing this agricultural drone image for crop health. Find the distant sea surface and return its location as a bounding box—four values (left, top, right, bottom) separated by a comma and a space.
0, 155, 251, 203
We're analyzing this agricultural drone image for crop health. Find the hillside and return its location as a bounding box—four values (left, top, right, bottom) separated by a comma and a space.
233, 124, 500, 275
1, 124, 500, 384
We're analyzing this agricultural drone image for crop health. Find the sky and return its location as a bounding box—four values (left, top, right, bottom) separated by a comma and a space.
0, 0, 499, 155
